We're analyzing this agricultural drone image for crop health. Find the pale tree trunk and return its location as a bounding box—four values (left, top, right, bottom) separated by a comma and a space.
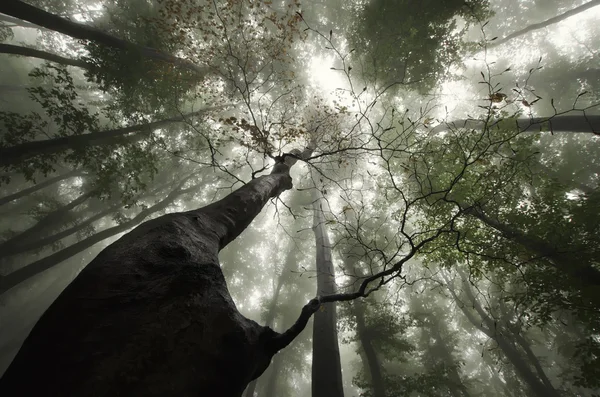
311, 188, 344, 397
448, 276, 561, 397
0, 189, 95, 257
353, 300, 386, 397
487, 0, 600, 49
464, 205, 600, 285
0, 0, 209, 75
0, 153, 321, 396
0, 169, 82, 207
0, 107, 222, 167
0, 43, 91, 69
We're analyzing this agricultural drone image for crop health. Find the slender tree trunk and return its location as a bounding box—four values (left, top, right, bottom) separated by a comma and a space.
0, 107, 221, 167
353, 301, 386, 397
0, 190, 95, 257
427, 319, 471, 397
0, 0, 209, 75
0, 43, 92, 69
0, 170, 81, 207
464, 205, 600, 285
311, 188, 345, 397
0, 13, 42, 29
3, 203, 119, 258
0, 153, 321, 396
449, 277, 561, 397
487, 0, 600, 49
431, 115, 600, 135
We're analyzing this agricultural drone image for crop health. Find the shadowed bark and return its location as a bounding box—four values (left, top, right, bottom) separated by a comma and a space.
431, 115, 600, 135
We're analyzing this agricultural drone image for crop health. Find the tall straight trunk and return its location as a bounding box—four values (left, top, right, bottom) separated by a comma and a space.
431, 115, 600, 135
0, 0, 209, 75
487, 0, 600, 49
353, 300, 386, 397
0, 153, 320, 396
464, 206, 600, 285
311, 188, 344, 397
0, 43, 91, 69
0, 107, 221, 167
0, 170, 81, 207
448, 277, 561, 397
0, 190, 95, 257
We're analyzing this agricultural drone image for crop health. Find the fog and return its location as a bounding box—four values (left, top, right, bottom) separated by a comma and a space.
1, 0, 599, 396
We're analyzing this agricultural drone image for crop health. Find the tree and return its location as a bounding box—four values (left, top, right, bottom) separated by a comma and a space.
485, 0, 600, 50
0, 151, 324, 396
311, 187, 345, 397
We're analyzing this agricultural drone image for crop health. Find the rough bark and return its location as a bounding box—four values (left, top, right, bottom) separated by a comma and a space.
0, 0, 209, 75
0, 156, 321, 396
0, 43, 92, 69
464, 205, 600, 285
311, 188, 345, 397
487, 0, 600, 49
0, 169, 81, 207
0, 107, 220, 167
449, 277, 561, 397
431, 115, 600, 135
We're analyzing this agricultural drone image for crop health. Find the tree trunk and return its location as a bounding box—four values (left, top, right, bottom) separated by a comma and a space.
0, 189, 95, 257
0, 13, 42, 29
3, 202, 119, 258
487, 0, 600, 49
261, 353, 283, 397
0, 107, 223, 167
0, 43, 92, 69
311, 188, 345, 397
0, 170, 81, 207
464, 205, 600, 285
0, 154, 320, 396
449, 277, 561, 397
353, 301, 386, 397
0, 0, 209, 75
431, 115, 600, 135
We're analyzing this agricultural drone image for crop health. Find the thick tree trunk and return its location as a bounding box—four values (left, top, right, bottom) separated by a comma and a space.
431, 115, 600, 135
0, 169, 81, 207
311, 189, 345, 397
449, 278, 561, 397
0, 0, 208, 75
464, 206, 600, 285
487, 0, 600, 49
262, 353, 283, 397
0, 155, 320, 396
0, 108, 219, 167
0, 43, 91, 69
0, 13, 42, 29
